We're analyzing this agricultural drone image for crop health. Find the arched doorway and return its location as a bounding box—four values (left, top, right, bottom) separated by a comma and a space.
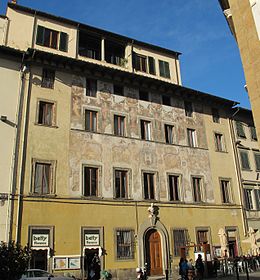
145, 229, 163, 276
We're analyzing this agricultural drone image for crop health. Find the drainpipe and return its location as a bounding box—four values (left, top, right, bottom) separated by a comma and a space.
15, 52, 34, 243
6, 54, 27, 242
228, 108, 248, 238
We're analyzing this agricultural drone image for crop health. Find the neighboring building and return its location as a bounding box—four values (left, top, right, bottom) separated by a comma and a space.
218, 0, 260, 147
0, 2, 254, 279
0, 45, 23, 242
231, 108, 260, 238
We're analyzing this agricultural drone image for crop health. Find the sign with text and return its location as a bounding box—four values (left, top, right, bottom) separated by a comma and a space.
32, 234, 49, 247
84, 233, 99, 246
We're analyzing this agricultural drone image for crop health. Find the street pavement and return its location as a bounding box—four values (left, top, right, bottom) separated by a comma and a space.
207, 270, 260, 280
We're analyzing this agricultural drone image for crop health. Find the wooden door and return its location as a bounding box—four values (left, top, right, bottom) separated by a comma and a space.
147, 230, 163, 276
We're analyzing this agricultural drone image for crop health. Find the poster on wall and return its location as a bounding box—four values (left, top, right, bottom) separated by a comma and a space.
68, 257, 81, 269
54, 257, 67, 270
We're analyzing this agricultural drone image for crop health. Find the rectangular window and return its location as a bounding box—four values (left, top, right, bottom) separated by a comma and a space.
250, 126, 258, 141
36, 25, 68, 51
255, 189, 260, 210
148, 56, 156, 75
134, 54, 147, 72
141, 120, 151, 140
139, 90, 149, 101
38, 101, 54, 126
162, 95, 171, 106
83, 166, 98, 197
105, 40, 125, 66
197, 230, 209, 245
165, 124, 174, 144
116, 229, 134, 259
184, 101, 193, 117
212, 108, 220, 123
115, 170, 128, 199
86, 79, 97, 97
159, 60, 170, 78
254, 153, 260, 171
33, 162, 54, 195
173, 229, 188, 257
114, 85, 124, 96
169, 175, 180, 201
187, 129, 197, 147
244, 189, 254, 210
85, 110, 97, 132
143, 172, 155, 200
220, 180, 231, 203
41, 68, 55, 88
78, 32, 101, 60
114, 115, 125, 136
239, 150, 250, 170
192, 177, 202, 202
236, 121, 246, 138
215, 133, 225, 152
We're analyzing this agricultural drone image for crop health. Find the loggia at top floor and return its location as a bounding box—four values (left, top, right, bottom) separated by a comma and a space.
0, 3, 182, 85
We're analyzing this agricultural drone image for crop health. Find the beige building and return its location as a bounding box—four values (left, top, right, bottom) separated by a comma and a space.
0, 45, 23, 242
0, 2, 254, 279
219, 0, 260, 147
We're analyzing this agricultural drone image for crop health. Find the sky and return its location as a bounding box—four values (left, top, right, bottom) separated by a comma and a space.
0, 0, 250, 109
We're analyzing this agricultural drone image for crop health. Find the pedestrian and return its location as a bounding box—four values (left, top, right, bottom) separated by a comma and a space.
179, 257, 188, 280
195, 254, 204, 280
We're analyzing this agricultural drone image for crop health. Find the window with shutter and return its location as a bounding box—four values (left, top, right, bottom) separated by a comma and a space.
59, 32, 68, 52
83, 166, 98, 196
255, 190, 260, 210
239, 150, 250, 170
250, 126, 258, 141
36, 25, 45, 45
244, 189, 254, 210
236, 121, 246, 138
143, 172, 155, 200
254, 153, 260, 171
159, 60, 170, 78
148, 56, 156, 75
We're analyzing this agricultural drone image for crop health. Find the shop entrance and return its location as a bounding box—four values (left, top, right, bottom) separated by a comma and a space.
145, 229, 163, 276
30, 249, 48, 270
84, 248, 101, 280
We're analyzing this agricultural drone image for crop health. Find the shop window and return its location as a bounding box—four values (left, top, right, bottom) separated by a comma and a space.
36, 25, 68, 52
173, 229, 188, 257
143, 172, 155, 200
212, 108, 220, 123
214, 133, 225, 152
32, 160, 55, 195
78, 31, 101, 60
140, 120, 151, 140
244, 189, 254, 210
192, 177, 202, 202
239, 150, 251, 170
116, 229, 134, 260
86, 79, 97, 97
139, 90, 149, 101
250, 126, 258, 141
165, 124, 174, 144
114, 115, 125, 136
236, 121, 246, 138
41, 68, 55, 88
159, 60, 170, 78
83, 166, 98, 197
162, 95, 171, 106
37, 101, 54, 126
184, 101, 193, 117
115, 169, 128, 199
220, 179, 231, 203
187, 128, 197, 147
85, 110, 97, 132
168, 175, 180, 201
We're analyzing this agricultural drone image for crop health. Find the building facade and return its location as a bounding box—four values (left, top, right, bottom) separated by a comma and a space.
219, 0, 260, 147
0, 2, 255, 279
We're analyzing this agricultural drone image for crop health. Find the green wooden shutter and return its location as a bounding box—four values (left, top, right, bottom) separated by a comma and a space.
164, 61, 170, 78
250, 126, 257, 140
240, 150, 250, 169
36, 25, 45, 45
59, 32, 68, 52
236, 121, 246, 138
148, 56, 155, 75
255, 153, 260, 170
